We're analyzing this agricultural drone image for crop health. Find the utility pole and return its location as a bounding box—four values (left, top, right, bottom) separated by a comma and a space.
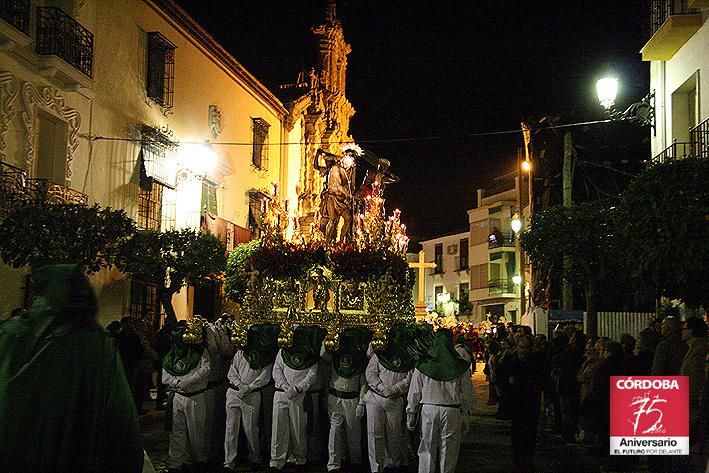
562, 132, 574, 311
516, 148, 526, 324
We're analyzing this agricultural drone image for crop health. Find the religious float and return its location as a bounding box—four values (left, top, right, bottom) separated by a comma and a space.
213, 144, 421, 354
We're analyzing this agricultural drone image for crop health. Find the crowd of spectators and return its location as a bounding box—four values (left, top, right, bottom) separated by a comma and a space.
482, 317, 707, 473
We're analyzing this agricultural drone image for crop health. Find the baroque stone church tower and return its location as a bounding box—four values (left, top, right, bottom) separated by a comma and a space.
281, 0, 355, 227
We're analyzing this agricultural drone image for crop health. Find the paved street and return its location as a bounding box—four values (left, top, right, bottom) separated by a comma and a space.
142, 370, 643, 473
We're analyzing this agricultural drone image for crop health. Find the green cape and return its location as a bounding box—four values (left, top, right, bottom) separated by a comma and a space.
163, 325, 204, 376
244, 324, 280, 369
376, 324, 418, 373
282, 326, 325, 370
417, 328, 470, 381
332, 327, 371, 378
0, 264, 143, 472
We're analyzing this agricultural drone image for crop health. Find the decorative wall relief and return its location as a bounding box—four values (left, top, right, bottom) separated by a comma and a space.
20, 82, 81, 185
0, 71, 20, 159
209, 104, 223, 139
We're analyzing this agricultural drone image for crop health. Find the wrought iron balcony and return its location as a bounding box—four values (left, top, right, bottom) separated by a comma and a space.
642, 0, 702, 60
650, 140, 692, 166
488, 279, 515, 296
690, 117, 709, 159
36, 6, 93, 78
488, 232, 515, 249
1, 161, 88, 217
0, 0, 30, 35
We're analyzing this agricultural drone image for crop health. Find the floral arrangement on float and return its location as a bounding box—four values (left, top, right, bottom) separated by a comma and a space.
224, 181, 415, 350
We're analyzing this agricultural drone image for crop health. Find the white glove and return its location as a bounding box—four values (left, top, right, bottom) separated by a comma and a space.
285, 386, 298, 400
355, 404, 365, 419
380, 385, 395, 397
406, 413, 417, 431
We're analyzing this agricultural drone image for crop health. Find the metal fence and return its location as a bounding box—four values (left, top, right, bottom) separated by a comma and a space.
593, 311, 657, 340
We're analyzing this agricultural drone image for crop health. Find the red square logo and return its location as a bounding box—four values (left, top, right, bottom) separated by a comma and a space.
610, 376, 689, 455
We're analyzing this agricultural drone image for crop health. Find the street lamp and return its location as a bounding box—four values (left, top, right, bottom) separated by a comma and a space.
512, 274, 522, 285
596, 77, 619, 111
596, 76, 655, 130
511, 214, 522, 234
175, 141, 218, 229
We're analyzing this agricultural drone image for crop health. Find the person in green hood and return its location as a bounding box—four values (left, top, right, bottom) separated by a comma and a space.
406, 328, 473, 473
365, 324, 416, 473
321, 327, 371, 473
162, 323, 212, 473
269, 326, 323, 472
0, 264, 144, 473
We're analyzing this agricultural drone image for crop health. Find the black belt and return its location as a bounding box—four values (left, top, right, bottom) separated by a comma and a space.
173, 385, 211, 397
275, 387, 285, 392
228, 382, 262, 393
329, 387, 359, 399
421, 403, 461, 408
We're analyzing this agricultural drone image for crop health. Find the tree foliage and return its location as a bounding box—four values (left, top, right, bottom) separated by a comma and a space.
619, 157, 709, 307
224, 240, 259, 304
121, 228, 227, 322
521, 199, 621, 286
122, 228, 227, 294
0, 203, 136, 273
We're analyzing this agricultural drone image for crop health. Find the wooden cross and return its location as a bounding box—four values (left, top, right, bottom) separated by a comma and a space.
408, 250, 436, 306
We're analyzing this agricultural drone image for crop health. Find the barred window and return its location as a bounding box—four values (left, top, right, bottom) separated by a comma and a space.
146, 32, 176, 109
251, 118, 270, 169
138, 179, 163, 231
129, 278, 161, 329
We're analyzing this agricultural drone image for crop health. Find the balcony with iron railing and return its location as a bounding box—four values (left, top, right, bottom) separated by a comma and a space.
641, 0, 702, 60
0, 0, 30, 35
488, 279, 516, 296
0, 161, 88, 217
488, 231, 515, 249
36, 6, 93, 78
650, 117, 709, 166
690, 117, 709, 158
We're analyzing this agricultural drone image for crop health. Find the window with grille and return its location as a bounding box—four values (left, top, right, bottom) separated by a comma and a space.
146, 32, 176, 109
129, 278, 161, 329
251, 118, 270, 169
138, 179, 163, 230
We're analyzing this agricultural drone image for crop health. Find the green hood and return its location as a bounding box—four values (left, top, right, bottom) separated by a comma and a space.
417, 328, 470, 381
332, 327, 371, 378
282, 326, 325, 370
163, 326, 204, 376
244, 324, 279, 370
0, 264, 143, 472
376, 324, 418, 373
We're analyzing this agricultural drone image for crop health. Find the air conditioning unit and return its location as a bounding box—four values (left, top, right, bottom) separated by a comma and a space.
446, 244, 458, 255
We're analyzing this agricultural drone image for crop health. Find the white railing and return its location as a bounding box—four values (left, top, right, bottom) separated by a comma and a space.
592, 311, 656, 340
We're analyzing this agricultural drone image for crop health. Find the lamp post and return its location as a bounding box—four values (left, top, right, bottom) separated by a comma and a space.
596, 76, 655, 131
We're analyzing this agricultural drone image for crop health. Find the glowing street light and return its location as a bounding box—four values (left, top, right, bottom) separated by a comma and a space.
177, 142, 218, 179
596, 77, 619, 111
521, 159, 532, 173
512, 274, 522, 285
511, 214, 522, 234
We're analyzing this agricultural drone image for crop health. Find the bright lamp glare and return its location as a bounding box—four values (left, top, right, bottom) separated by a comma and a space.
178, 143, 217, 177
512, 275, 522, 285
511, 217, 522, 234
596, 77, 618, 109
521, 160, 532, 172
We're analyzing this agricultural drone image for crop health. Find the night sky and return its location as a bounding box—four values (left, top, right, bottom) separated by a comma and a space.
176, 0, 650, 242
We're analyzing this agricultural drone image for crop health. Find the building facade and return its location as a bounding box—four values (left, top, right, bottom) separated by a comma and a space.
641, 1, 708, 164
419, 231, 471, 319
467, 176, 529, 324
0, 0, 308, 326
